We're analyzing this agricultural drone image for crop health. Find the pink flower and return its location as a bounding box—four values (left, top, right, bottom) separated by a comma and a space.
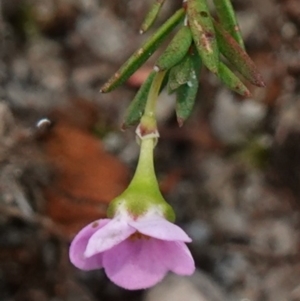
69, 210, 195, 290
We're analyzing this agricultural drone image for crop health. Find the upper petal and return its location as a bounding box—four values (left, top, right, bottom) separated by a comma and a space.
103, 238, 168, 290
85, 216, 136, 257
69, 219, 110, 270
129, 216, 192, 242
159, 240, 195, 275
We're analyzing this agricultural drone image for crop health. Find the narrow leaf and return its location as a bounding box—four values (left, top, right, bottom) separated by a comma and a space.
218, 62, 250, 96
155, 26, 193, 71
140, 0, 166, 34
168, 54, 193, 92
187, 0, 219, 74
100, 8, 185, 93
123, 72, 156, 128
176, 74, 199, 126
213, 0, 245, 49
214, 20, 265, 87
176, 49, 202, 126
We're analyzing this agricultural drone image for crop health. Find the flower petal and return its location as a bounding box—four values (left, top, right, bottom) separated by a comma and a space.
85, 216, 135, 257
103, 238, 168, 290
160, 241, 195, 275
69, 219, 110, 270
129, 216, 192, 242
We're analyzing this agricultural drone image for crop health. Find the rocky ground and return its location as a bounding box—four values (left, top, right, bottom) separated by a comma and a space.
0, 0, 300, 300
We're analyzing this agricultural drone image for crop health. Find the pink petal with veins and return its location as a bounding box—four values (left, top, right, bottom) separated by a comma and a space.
85, 216, 135, 257
103, 238, 168, 290
70, 219, 110, 270
129, 216, 192, 242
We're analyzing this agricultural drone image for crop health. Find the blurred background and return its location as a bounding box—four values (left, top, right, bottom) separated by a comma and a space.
0, 0, 300, 300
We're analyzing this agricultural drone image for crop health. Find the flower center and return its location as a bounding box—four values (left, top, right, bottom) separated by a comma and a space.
129, 232, 150, 241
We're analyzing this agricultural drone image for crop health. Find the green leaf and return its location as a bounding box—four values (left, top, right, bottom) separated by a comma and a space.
123, 71, 156, 128
213, 0, 245, 49
187, 0, 219, 74
218, 62, 250, 96
214, 20, 265, 87
176, 48, 202, 126
100, 8, 185, 93
140, 0, 166, 34
155, 25, 193, 71
168, 54, 193, 92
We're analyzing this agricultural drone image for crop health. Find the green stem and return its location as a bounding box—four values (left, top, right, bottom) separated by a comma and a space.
130, 138, 158, 189
107, 71, 175, 220
144, 70, 166, 117
129, 71, 166, 190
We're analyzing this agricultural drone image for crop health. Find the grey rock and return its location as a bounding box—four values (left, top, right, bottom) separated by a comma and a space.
185, 220, 212, 247
213, 207, 249, 238
237, 171, 286, 216
210, 89, 266, 145
214, 252, 248, 287
200, 155, 236, 206
145, 271, 228, 301
263, 265, 300, 301
251, 219, 298, 256
76, 8, 137, 63
26, 38, 67, 91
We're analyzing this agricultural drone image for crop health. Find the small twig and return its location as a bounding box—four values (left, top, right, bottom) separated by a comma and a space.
0, 204, 68, 241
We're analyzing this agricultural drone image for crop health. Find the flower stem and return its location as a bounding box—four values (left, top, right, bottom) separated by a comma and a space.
131, 137, 157, 188
144, 70, 166, 118
131, 70, 166, 189
108, 70, 175, 219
